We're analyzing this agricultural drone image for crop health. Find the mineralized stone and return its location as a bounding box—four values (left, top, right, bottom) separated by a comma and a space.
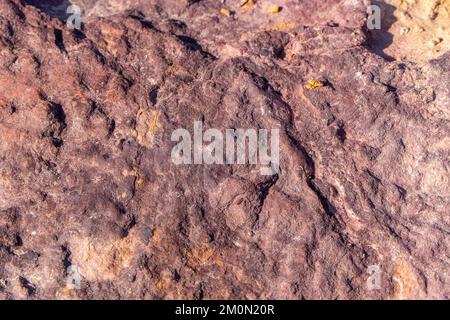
0, 0, 448, 299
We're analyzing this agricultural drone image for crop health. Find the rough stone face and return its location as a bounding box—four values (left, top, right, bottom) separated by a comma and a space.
0, 0, 448, 299
369, 0, 450, 63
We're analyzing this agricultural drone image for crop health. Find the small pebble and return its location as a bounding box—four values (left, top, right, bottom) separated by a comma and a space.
266, 5, 281, 14
304, 79, 324, 90
220, 8, 232, 17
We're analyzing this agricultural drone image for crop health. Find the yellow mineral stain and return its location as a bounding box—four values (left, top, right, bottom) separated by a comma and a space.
135, 109, 161, 147
130, 165, 145, 190
186, 244, 224, 270
392, 260, 420, 299
285, 52, 295, 61
152, 228, 162, 243
304, 79, 324, 90
220, 8, 232, 17
56, 287, 80, 300
156, 278, 169, 290
270, 21, 299, 32
100, 24, 125, 56
135, 176, 145, 189
71, 229, 139, 281
240, 32, 253, 42
147, 110, 161, 136
73, 91, 89, 105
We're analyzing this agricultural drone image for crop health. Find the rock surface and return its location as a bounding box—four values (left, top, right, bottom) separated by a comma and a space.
370, 0, 450, 62
0, 0, 448, 299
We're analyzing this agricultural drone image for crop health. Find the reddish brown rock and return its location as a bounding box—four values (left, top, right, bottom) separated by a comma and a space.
0, 0, 448, 299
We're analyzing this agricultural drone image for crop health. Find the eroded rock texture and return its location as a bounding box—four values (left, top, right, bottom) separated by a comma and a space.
0, 0, 448, 299
371, 0, 450, 62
